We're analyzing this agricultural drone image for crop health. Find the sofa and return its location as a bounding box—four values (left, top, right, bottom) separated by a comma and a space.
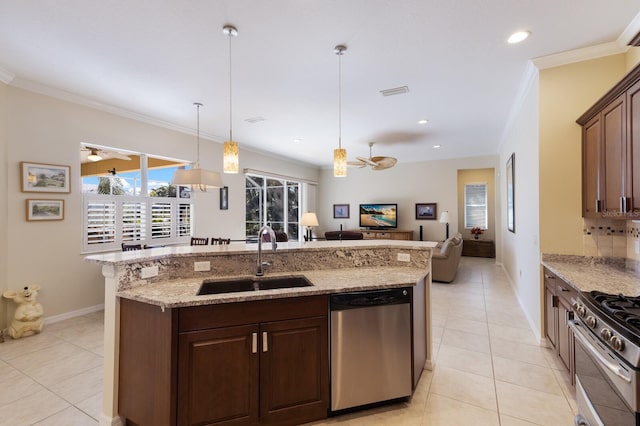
431, 233, 463, 283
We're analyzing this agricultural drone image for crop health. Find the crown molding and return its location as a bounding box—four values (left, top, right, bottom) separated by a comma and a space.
620, 11, 640, 46
532, 41, 627, 70
0, 66, 15, 84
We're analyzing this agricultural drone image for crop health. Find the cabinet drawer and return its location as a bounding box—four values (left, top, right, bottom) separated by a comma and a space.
377, 232, 390, 239
362, 232, 376, 239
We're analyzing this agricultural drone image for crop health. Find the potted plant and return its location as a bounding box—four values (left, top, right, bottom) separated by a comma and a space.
470, 227, 485, 240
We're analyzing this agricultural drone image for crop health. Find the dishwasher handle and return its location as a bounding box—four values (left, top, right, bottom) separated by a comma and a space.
330, 288, 411, 310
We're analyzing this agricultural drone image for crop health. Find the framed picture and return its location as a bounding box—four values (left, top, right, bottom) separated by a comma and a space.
26, 199, 64, 221
178, 185, 191, 199
507, 152, 515, 233
333, 204, 350, 219
415, 203, 437, 220
220, 186, 229, 210
21, 162, 71, 193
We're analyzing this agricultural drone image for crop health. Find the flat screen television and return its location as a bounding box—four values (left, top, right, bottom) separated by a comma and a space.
359, 203, 398, 229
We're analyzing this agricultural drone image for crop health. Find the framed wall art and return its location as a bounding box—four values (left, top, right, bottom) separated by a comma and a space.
507, 152, 515, 233
21, 162, 71, 193
26, 199, 64, 221
333, 204, 350, 219
415, 203, 437, 220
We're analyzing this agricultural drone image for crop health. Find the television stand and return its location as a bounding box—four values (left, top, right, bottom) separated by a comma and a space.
352, 229, 414, 241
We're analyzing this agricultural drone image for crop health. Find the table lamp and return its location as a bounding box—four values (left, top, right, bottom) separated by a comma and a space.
439, 211, 450, 240
301, 212, 319, 241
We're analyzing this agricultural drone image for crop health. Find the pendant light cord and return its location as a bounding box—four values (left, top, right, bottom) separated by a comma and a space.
229, 32, 233, 142
195, 102, 202, 169
338, 51, 342, 150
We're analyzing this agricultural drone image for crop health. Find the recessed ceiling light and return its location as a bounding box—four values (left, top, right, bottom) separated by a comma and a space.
508, 31, 530, 44
433, 145, 441, 149
418, 119, 429, 124
293, 138, 302, 143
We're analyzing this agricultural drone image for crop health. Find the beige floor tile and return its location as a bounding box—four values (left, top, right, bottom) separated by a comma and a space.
0, 359, 23, 385
495, 380, 575, 426
436, 344, 493, 378
487, 323, 538, 346
0, 388, 69, 426
431, 326, 444, 345
444, 317, 489, 335
0, 371, 44, 406
486, 310, 531, 329
499, 414, 540, 425
48, 366, 103, 405
0, 332, 62, 361
445, 306, 487, 322
441, 328, 491, 353
32, 406, 98, 426
489, 336, 549, 367
75, 392, 102, 421
430, 366, 497, 410
492, 356, 563, 395
423, 394, 499, 426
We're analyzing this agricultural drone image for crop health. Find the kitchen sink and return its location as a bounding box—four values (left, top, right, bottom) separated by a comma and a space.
197, 276, 313, 295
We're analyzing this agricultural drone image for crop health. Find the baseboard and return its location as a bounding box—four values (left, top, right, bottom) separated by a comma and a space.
99, 413, 124, 426
44, 304, 104, 325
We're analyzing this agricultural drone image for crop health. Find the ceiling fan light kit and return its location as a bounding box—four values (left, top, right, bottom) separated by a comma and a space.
223, 24, 239, 174
172, 102, 223, 191
87, 148, 102, 162
333, 44, 347, 177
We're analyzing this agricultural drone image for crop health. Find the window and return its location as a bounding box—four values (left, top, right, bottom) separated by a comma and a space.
464, 183, 488, 229
245, 174, 300, 241
81, 150, 193, 252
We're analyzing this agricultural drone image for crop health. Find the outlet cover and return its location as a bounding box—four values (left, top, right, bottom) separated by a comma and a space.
194, 261, 211, 272
397, 253, 410, 262
141, 265, 159, 279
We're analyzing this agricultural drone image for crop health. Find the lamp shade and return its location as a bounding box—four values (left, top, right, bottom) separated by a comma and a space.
172, 168, 223, 188
301, 212, 319, 227
334, 148, 347, 177
439, 211, 450, 224
223, 141, 239, 173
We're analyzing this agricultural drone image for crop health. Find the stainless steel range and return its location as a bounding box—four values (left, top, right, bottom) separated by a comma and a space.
570, 291, 640, 426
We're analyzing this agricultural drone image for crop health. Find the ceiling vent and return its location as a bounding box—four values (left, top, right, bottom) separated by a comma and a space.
380, 86, 409, 97
245, 116, 266, 124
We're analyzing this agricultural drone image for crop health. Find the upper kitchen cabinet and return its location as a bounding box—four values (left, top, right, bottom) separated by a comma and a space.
578, 63, 640, 219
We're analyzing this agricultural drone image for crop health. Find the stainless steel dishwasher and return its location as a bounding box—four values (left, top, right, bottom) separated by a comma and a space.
330, 288, 412, 412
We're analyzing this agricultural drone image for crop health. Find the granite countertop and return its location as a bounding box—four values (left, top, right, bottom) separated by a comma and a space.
542, 254, 640, 295
117, 266, 427, 309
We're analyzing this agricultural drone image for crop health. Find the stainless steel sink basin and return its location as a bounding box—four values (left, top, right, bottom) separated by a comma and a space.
197, 276, 312, 295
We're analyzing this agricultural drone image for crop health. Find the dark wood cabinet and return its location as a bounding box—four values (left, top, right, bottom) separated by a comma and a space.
579, 62, 640, 218
461, 239, 495, 258
543, 267, 576, 384
120, 295, 329, 426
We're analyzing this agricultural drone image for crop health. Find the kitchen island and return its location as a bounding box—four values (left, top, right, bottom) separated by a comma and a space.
86, 240, 435, 426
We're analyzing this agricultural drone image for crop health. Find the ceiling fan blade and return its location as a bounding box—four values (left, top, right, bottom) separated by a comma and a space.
101, 150, 132, 161
355, 156, 378, 166
347, 160, 367, 168
371, 156, 397, 170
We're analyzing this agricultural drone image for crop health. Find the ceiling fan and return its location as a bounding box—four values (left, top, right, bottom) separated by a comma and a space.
347, 142, 397, 170
81, 146, 132, 162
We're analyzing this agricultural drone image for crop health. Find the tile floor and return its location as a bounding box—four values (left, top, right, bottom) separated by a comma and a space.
0, 257, 577, 425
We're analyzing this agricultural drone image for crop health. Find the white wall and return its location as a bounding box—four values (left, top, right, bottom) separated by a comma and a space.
4, 86, 319, 319
499, 72, 541, 338
317, 155, 499, 249
0, 82, 8, 329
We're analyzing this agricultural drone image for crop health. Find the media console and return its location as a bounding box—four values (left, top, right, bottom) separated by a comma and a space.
351, 229, 414, 241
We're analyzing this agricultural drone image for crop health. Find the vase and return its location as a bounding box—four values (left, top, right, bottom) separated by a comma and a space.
473, 234, 479, 240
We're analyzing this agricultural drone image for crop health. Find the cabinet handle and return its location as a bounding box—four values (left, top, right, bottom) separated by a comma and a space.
544, 274, 555, 280
595, 200, 601, 213
625, 197, 630, 213
262, 331, 268, 352
252, 333, 257, 354
565, 310, 573, 326
621, 197, 624, 212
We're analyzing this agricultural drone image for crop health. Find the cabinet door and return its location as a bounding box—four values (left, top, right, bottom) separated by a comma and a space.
601, 94, 626, 214
627, 80, 640, 213
544, 281, 557, 349
583, 115, 601, 217
260, 316, 328, 425
557, 296, 574, 377
178, 324, 259, 426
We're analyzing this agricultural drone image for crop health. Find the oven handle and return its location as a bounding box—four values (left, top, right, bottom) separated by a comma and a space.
569, 320, 632, 384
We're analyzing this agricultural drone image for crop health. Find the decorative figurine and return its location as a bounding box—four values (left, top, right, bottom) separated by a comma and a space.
2, 285, 44, 339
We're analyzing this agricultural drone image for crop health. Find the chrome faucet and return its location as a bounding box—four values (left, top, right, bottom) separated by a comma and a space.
256, 224, 277, 276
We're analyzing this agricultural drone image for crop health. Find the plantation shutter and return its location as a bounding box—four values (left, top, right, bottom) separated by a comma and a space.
151, 202, 172, 240
178, 203, 192, 237
464, 183, 488, 229
86, 200, 117, 248
122, 202, 146, 242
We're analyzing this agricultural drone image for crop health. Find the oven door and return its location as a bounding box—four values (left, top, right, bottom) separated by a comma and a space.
569, 319, 638, 426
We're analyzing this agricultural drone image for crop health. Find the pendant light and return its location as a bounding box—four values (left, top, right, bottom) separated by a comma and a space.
172, 103, 223, 191
223, 25, 239, 174
334, 45, 347, 177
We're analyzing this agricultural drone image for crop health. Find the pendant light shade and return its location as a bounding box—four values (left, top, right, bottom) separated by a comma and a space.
172, 103, 223, 191
334, 44, 347, 177
223, 25, 239, 174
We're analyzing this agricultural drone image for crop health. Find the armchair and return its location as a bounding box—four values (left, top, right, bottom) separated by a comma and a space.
431, 233, 463, 283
